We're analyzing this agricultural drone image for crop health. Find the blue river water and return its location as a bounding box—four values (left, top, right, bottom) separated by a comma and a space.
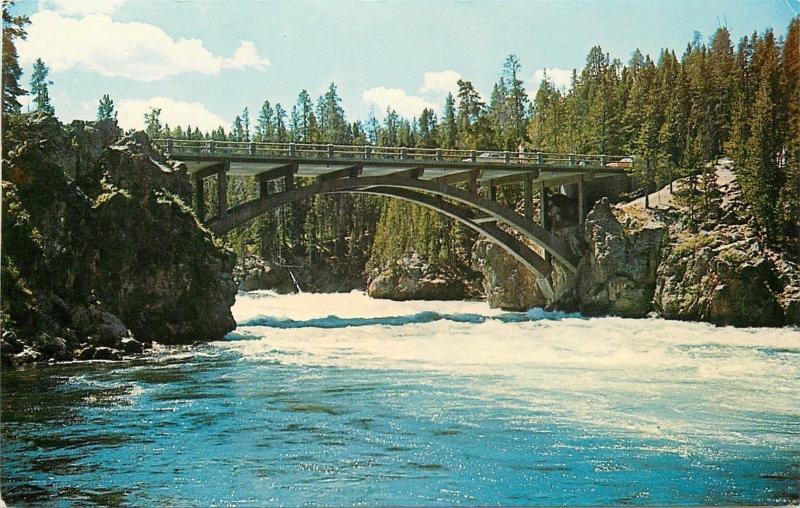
2, 291, 799, 506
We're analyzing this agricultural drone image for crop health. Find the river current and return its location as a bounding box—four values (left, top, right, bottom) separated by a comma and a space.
2, 291, 799, 506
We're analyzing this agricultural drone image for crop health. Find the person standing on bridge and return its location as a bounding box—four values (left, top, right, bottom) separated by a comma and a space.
517, 140, 526, 162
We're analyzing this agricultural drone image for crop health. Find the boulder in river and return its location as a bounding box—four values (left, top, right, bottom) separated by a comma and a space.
367, 252, 470, 300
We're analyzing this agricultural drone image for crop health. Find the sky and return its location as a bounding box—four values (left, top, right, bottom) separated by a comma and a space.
12, 0, 800, 133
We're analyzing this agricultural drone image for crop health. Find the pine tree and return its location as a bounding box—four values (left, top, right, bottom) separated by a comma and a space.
241, 107, 250, 141
255, 100, 274, 142
232, 115, 245, 141
144, 107, 162, 139
501, 54, 529, 149
2, 0, 29, 114
96, 94, 117, 121
440, 92, 457, 148
274, 103, 288, 142
30, 58, 55, 115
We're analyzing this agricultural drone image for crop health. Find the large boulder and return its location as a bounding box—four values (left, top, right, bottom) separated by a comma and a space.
474, 240, 547, 310
234, 255, 298, 293
367, 252, 470, 300
576, 198, 667, 317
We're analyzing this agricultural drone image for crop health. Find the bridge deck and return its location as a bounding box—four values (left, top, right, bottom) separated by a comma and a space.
153, 139, 633, 181
155, 139, 633, 188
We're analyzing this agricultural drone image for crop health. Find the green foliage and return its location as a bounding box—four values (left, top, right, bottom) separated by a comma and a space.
30, 58, 55, 116
2, 0, 29, 114
96, 94, 116, 121
144, 107, 162, 139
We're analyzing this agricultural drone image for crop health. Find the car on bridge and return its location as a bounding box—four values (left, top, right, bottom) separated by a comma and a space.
605, 156, 634, 169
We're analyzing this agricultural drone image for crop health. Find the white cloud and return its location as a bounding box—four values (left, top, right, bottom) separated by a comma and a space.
19, 11, 270, 81
117, 97, 227, 133
38, 0, 127, 16
224, 41, 270, 71
420, 70, 462, 96
362, 87, 437, 118
529, 68, 573, 91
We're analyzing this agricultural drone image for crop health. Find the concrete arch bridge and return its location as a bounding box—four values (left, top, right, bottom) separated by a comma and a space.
154, 139, 634, 292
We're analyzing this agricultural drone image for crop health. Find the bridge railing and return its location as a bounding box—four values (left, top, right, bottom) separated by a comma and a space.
152, 139, 635, 170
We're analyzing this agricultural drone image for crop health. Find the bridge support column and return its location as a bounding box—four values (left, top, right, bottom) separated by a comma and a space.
523, 175, 533, 220
193, 174, 206, 221
578, 176, 586, 225
216, 164, 228, 218
539, 181, 551, 263
488, 180, 496, 202
258, 173, 270, 199
467, 174, 478, 194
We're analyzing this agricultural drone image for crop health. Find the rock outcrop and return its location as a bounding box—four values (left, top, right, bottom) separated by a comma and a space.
367, 252, 472, 300
473, 164, 798, 327
1, 113, 237, 366
576, 198, 667, 317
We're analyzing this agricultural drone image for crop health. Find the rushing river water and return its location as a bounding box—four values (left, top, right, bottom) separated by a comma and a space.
2, 291, 800, 506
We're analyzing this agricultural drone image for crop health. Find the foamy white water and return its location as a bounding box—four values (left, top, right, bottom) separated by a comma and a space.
220, 291, 800, 449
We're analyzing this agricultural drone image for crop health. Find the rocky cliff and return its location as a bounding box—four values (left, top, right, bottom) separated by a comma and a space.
477, 165, 799, 327
1, 114, 237, 365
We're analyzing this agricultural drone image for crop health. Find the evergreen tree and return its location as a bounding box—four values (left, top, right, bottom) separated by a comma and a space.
30, 58, 55, 115
440, 92, 457, 148
144, 107, 162, 139
256, 100, 274, 142
501, 54, 529, 148
96, 94, 117, 121
231, 115, 245, 141
242, 107, 251, 141
2, 0, 29, 114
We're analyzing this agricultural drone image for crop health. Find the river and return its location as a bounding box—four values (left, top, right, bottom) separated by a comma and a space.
2, 291, 799, 506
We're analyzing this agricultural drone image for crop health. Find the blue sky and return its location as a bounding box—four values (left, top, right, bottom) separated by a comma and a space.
14, 0, 799, 132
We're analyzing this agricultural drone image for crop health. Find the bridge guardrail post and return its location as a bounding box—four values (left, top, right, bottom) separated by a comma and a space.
504, 151, 510, 164
209, 140, 215, 155
470, 150, 476, 163
569, 154, 576, 166
600, 154, 606, 167
249, 142, 256, 156
537, 152, 544, 165
289, 143, 296, 157
400, 147, 407, 160
166, 138, 173, 155
364, 146, 372, 160
435, 148, 442, 161
327, 144, 334, 158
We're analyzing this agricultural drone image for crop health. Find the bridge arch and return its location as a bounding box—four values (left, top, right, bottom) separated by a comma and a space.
208, 175, 580, 275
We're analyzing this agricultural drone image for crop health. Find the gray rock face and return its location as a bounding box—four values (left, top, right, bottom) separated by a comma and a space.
367, 252, 469, 300
576, 199, 667, 317
474, 240, 547, 311
654, 224, 790, 326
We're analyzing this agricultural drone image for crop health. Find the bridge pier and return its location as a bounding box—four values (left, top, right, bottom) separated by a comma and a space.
578, 176, 586, 225
539, 181, 551, 263
216, 163, 229, 218
523, 175, 533, 220
193, 174, 206, 221
487, 180, 497, 202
